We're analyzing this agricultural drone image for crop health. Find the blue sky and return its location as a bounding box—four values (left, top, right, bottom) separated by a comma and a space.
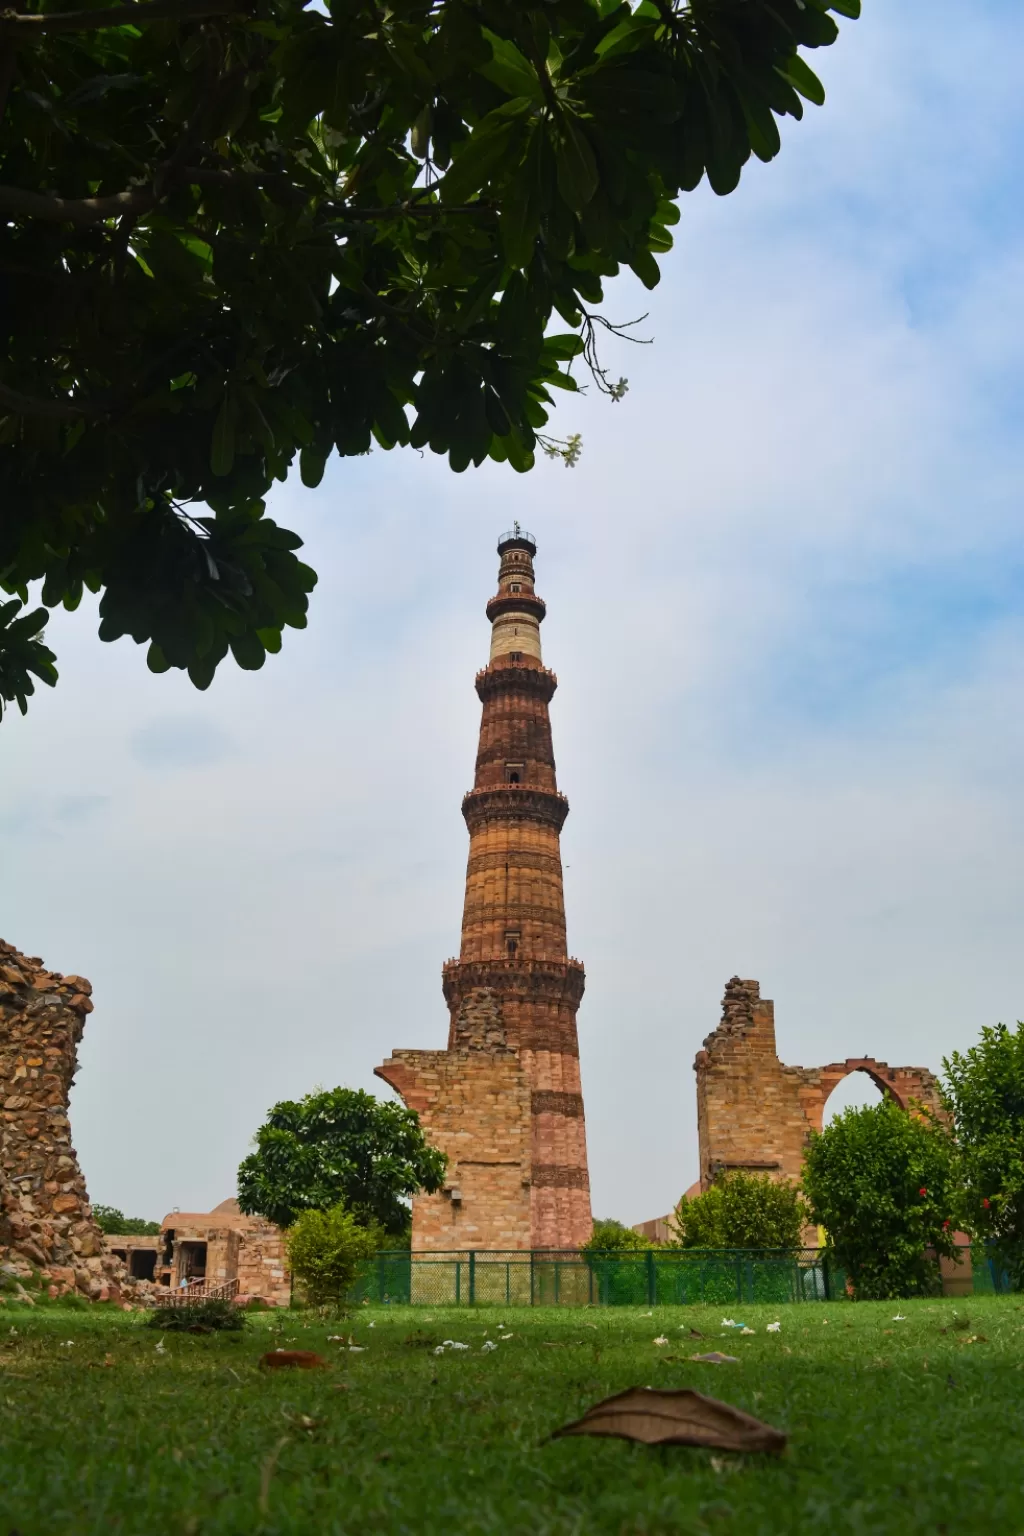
3, 1, 1024, 1225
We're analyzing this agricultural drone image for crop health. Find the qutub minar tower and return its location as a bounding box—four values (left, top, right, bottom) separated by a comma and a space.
378, 528, 592, 1250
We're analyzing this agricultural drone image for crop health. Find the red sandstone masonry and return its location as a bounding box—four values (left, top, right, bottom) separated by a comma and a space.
377, 534, 592, 1251
695, 977, 944, 1207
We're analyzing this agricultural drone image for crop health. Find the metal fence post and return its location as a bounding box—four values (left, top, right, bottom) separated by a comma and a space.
646, 1249, 656, 1307
455, 1259, 461, 1305
469, 1250, 476, 1306
822, 1253, 831, 1302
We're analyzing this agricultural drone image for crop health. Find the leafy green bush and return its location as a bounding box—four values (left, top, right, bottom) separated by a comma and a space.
92, 1205, 161, 1236
286, 1204, 382, 1310
670, 1172, 808, 1250
802, 1098, 959, 1299
582, 1219, 649, 1253
144, 1298, 245, 1333
943, 1022, 1024, 1288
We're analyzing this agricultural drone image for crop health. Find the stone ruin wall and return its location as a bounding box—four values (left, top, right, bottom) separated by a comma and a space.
695, 975, 944, 1197
0, 938, 133, 1302
377, 986, 535, 1252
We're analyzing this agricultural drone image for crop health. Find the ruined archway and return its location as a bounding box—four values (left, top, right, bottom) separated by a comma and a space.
694, 978, 943, 1190
821, 1067, 884, 1126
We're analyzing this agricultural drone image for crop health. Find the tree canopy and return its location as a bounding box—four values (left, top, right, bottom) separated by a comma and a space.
0, 0, 859, 715
942, 1023, 1024, 1288
582, 1217, 649, 1252
670, 1170, 807, 1250
236, 1085, 447, 1233
91, 1204, 161, 1235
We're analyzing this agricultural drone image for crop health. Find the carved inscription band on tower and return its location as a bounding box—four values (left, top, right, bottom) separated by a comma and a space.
377, 530, 592, 1250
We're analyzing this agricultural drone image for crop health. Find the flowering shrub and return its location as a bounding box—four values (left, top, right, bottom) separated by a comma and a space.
802, 1098, 958, 1299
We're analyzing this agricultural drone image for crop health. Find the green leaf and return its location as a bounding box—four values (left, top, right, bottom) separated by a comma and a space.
628, 248, 660, 290
478, 31, 545, 104
776, 55, 826, 107
210, 391, 237, 477
299, 444, 327, 488
543, 333, 584, 361
826, 0, 861, 16
229, 630, 267, 671
555, 114, 599, 214
439, 100, 534, 204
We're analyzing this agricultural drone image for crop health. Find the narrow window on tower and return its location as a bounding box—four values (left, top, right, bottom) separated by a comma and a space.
505, 762, 523, 785
505, 929, 520, 958
510, 583, 521, 592
509, 651, 522, 662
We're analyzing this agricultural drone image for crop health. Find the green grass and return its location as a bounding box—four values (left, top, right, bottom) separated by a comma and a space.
1, 1296, 1023, 1534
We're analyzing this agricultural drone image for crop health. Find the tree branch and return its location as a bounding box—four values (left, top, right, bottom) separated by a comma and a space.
0, 380, 101, 419
0, 0, 242, 37
0, 183, 155, 224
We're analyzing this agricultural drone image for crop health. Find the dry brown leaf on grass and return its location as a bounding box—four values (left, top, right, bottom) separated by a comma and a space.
259, 1350, 328, 1371
550, 1387, 786, 1455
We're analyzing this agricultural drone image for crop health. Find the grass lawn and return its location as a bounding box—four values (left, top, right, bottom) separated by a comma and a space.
1, 1295, 1023, 1534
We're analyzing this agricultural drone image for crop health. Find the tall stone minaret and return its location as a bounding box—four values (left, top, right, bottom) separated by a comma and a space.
378, 528, 592, 1252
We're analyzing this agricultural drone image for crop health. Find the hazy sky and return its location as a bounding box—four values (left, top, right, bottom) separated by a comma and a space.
3, 2, 1023, 1227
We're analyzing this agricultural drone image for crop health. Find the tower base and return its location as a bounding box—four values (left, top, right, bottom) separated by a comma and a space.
376, 982, 592, 1251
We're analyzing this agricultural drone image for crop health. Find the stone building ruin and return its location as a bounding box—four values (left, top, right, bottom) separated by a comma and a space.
695, 975, 944, 1190
106, 1198, 291, 1305
377, 530, 592, 1251
0, 938, 133, 1301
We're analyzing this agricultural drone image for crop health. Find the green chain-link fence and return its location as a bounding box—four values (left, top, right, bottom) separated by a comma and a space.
350, 1248, 848, 1307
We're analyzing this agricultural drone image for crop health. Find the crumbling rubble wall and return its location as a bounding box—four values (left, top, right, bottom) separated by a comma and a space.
0, 938, 131, 1302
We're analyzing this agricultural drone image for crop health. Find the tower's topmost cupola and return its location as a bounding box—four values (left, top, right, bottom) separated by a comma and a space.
487, 523, 546, 663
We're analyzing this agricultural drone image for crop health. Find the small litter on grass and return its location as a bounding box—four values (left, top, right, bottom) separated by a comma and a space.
690, 1352, 740, 1365
549, 1386, 786, 1454
642, 1311, 653, 1317
368, 1322, 375, 1328
766, 1323, 781, 1333
348, 1346, 366, 1353
738, 1328, 755, 1336
259, 1351, 328, 1371
155, 1341, 166, 1354
653, 1336, 669, 1346
327, 1335, 345, 1342
434, 1340, 470, 1355
481, 1340, 498, 1352
892, 1314, 907, 1322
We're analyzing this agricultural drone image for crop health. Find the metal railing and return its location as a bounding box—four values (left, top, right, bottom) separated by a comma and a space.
349, 1248, 847, 1308
151, 1277, 240, 1308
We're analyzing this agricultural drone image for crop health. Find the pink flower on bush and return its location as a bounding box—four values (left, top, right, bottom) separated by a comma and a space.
919, 1187, 927, 1197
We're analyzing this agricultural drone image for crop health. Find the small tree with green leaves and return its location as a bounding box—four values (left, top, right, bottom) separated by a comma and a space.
286, 1204, 382, 1310
91, 1205, 161, 1236
237, 1086, 446, 1235
582, 1218, 649, 1253
802, 1098, 959, 1299
670, 1171, 808, 1250
942, 1022, 1024, 1289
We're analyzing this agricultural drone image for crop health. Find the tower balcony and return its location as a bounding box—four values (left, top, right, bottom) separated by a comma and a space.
485, 591, 546, 624
461, 785, 569, 833
475, 661, 558, 702
442, 955, 586, 1010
